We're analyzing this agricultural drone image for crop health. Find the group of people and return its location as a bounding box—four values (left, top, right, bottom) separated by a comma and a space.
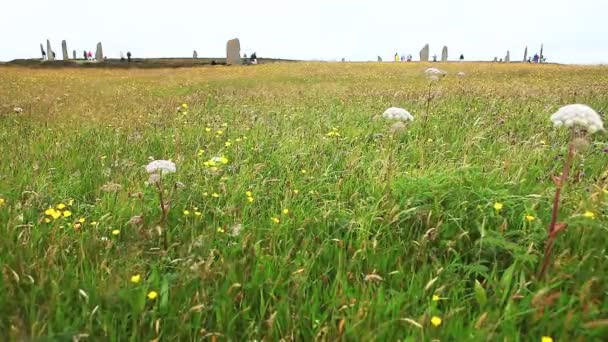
243, 52, 258, 64
392, 52, 465, 62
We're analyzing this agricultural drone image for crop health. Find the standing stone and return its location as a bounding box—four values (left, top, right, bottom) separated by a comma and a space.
62, 40, 68, 60
47, 40, 54, 61
419, 44, 429, 62
226, 38, 241, 65
523, 46, 528, 62
40, 44, 45, 59
540, 44, 544, 61
95, 42, 103, 61
441, 46, 448, 62
505, 50, 510, 62
73, 50, 77, 59
377, 56, 382, 62
493, 57, 498, 62
341, 58, 345, 62
193, 50, 198, 59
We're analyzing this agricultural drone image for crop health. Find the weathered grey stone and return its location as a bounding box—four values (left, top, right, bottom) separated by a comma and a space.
441, 46, 448, 62
226, 38, 241, 65
523, 46, 528, 62
62, 40, 68, 60
40, 44, 45, 59
377, 56, 382, 62
73, 50, 77, 59
493, 57, 498, 62
505, 50, 510, 62
95, 42, 103, 61
419, 44, 429, 62
47, 40, 54, 61
193, 50, 198, 59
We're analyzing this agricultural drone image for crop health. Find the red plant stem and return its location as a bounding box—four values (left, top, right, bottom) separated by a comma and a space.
538, 139, 575, 279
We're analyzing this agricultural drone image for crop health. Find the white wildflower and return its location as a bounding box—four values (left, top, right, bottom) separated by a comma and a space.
424, 67, 447, 77
146, 173, 161, 186
382, 107, 414, 121
229, 224, 242, 237
457, 72, 466, 77
550, 104, 604, 133
13, 107, 23, 113
145, 160, 176, 174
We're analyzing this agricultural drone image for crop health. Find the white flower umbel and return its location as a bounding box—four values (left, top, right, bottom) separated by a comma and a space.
424, 68, 447, 77
145, 160, 177, 174
457, 72, 466, 77
382, 107, 414, 121
550, 104, 604, 133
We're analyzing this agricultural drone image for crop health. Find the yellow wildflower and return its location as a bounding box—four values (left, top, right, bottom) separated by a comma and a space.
432, 295, 441, 301
78, 217, 86, 223
541, 337, 553, 342
181, 103, 188, 109
112, 229, 120, 236
90, 221, 98, 226
212, 193, 220, 198
525, 215, 536, 222
235, 138, 242, 142
217, 227, 225, 233
301, 169, 307, 174
205, 127, 211, 132
56, 203, 66, 210
147, 291, 158, 300
44, 218, 51, 223
282, 209, 289, 215
272, 217, 280, 224
493, 202, 503, 211
219, 156, 229, 164
247, 196, 254, 203
183, 210, 190, 216
197, 149, 205, 156
0, 198, 5, 206
540, 140, 547, 145
430, 316, 442, 327
194, 211, 202, 216
293, 189, 299, 194
62, 210, 72, 218
216, 130, 224, 135
583, 211, 595, 219
203, 192, 208, 197
45, 208, 56, 216
130, 274, 141, 283
427, 138, 434, 143
51, 210, 61, 220
225, 141, 232, 147
246, 191, 253, 197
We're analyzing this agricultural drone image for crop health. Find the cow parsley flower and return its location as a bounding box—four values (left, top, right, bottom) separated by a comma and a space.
145, 160, 176, 174
550, 104, 604, 133
382, 107, 414, 121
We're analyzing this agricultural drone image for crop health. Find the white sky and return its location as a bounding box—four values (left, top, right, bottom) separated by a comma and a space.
1, 0, 607, 64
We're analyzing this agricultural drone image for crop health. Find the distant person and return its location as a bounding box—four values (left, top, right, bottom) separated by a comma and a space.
533, 53, 539, 63
83, 50, 87, 60
407, 54, 412, 62
211, 60, 217, 65
400, 54, 405, 61
250, 52, 257, 64
127, 51, 132, 63
527, 57, 532, 63
459, 54, 464, 61
432, 54, 438, 62
243, 53, 248, 59
394, 53, 399, 62
87, 51, 93, 60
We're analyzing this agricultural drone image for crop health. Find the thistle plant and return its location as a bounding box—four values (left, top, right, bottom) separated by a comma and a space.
145, 159, 177, 224
538, 104, 604, 279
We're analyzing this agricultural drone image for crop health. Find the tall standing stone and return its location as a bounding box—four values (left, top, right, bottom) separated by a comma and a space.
62, 40, 68, 60
226, 38, 241, 65
377, 56, 382, 62
40, 43, 45, 59
441, 46, 448, 62
47, 40, 54, 61
505, 50, 510, 62
95, 42, 103, 61
540, 44, 544, 61
523, 46, 528, 62
193, 50, 198, 59
419, 44, 429, 62
73, 50, 77, 59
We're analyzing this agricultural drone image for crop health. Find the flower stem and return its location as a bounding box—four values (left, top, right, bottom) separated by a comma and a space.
538, 136, 575, 279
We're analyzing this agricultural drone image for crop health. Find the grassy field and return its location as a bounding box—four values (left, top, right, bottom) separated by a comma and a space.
1, 62, 607, 341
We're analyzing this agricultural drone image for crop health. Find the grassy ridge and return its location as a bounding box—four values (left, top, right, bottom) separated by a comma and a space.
1, 63, 607, 341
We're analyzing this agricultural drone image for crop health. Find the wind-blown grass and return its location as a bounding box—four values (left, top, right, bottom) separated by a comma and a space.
1, 62, 607, 341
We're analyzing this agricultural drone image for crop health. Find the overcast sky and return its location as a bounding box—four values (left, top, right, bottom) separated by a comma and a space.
1, 0, 606, 64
